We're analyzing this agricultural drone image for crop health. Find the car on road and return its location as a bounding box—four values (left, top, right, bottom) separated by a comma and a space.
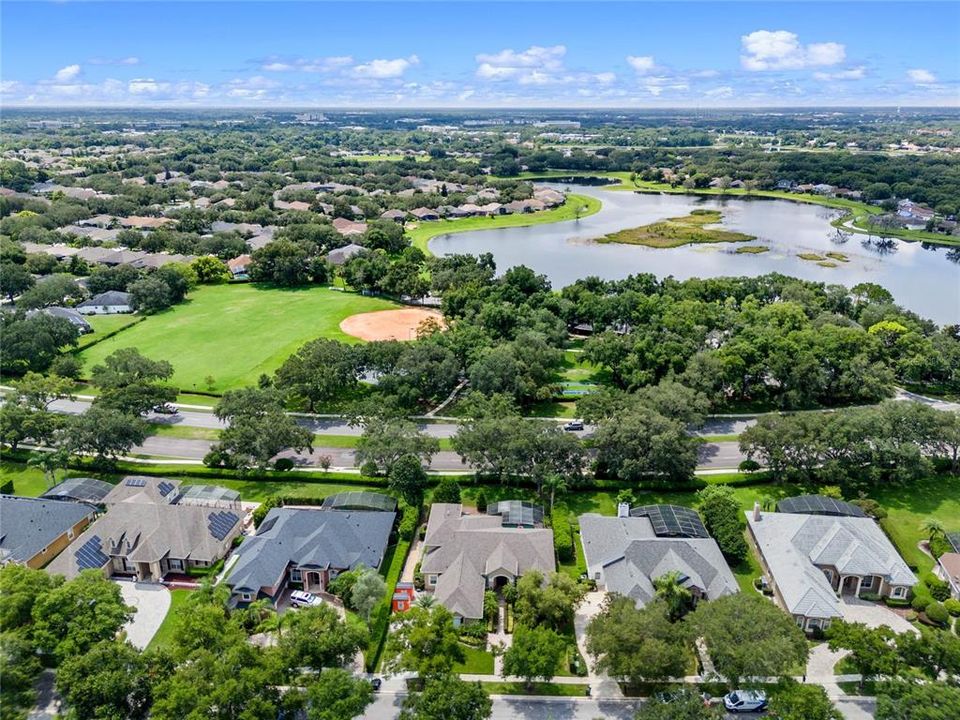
563, 419, 584, 431
289, 590, 323, 608
152, 404, 179, 415
723, 690, 767, 713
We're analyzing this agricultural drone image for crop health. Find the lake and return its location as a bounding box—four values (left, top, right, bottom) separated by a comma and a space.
429, 185, 960, 325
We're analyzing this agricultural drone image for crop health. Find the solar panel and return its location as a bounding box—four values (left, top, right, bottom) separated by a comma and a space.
630, 505, 709, 539
776, 495, 867, 518
125, 477, 146, 487
208, 511, 240, 541
487, 500, 544, 527
157, 481, 176, 497
75, 535, 108, 570
946, 532, 960, 554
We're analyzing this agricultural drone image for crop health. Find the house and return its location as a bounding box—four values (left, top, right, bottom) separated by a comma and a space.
75, 246, 124, 265
326, 243, 366, 266
420, 503, 555, 625
458, 203, 483, 216
210, 221, 263, 236
503, 200, 531, 214
46, 477, 242, 582
60, 225, 123, 244
332, 217, 368, 237
410, 207, 440, 222
76, 290, 134, 315
746, 499, 917, 632
274, 200, 312, 212
40, 307, 92, 334
227, 254, 252, 279
380, 209, 409, 223
393, 582, 416, 612
533, 188, 565, 207
935, 553, 960, 599
42, 477, 114, 505
776, 179, 797, 191
478, 203, 505, 216
118, 216, 175, 231
225, 503, 395, 605
580, 504, 738, 608
812, 184, 836, 196
0, 495, 98, 569
439, 205, 470, 219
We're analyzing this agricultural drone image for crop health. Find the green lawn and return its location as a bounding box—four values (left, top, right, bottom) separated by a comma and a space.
480, 681, 588, 696
407, 193, 602, 255
146, 588, 192, 650
77, 284, 398, 393
0, 461, 122, 497
453, 644, 496, 674
77, 315, 142, 349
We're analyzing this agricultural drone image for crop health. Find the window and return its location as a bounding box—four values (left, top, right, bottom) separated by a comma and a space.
892, 586, 906, 599
428, 575, 438, 585
290, 568, 302, 583
241, 592, 252, 602
861, 576, 874, 590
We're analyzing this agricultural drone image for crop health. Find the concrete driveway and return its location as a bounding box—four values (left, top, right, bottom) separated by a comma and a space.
573, 591, 623, 698
837, 596, 916, 634
117, 581, 171, 649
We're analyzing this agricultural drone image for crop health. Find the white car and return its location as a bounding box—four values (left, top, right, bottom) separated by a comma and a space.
289, 590, 323, 608
723, 690, 767, 713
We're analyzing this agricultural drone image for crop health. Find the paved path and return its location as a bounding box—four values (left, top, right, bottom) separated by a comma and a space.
806, 643, 850, 697
117, 581, 171, 649
573, 591, 623, 698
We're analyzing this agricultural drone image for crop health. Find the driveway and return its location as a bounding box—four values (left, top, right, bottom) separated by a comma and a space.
117, 581, 171, 649
573, 591, 623, 698
837, 596, 917, 634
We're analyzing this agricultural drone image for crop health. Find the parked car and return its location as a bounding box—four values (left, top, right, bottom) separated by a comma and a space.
289, 590, 323, 608
723, 690, 767, 712
152, 403, 178, 415
563, 419, 584, 431
370, 677, 382, 692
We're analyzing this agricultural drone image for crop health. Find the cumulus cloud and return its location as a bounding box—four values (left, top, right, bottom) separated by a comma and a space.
704, 86, 734, 98
54, 64, 81, 82
353, 55, 419, 79
741, 30, 845, 70
907, 68, 936, 84
89, 56, 140, 66
814, 66, 867, 81
626, 55, 655, 74
475, 45, 566, 82
260, 56, 353, 73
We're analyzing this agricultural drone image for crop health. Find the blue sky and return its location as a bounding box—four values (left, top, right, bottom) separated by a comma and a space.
2, 1, 957, 107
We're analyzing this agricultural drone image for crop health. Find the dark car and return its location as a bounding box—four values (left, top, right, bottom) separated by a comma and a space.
563, 420, 584, 431
152, 404, 179, 415
370, 677, 382, 692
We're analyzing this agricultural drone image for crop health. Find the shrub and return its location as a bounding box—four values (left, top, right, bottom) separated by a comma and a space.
911, 592, 932, 612
551, 509, 574, 563
929, 535, 952, 559
696, 485, 748, 563
460, 622, 487, 640
398, 503, 419, 541
739, 459, 760, 473
860, 592, 881, 602
851, 497, 887, 520
252, 496, 282, 528
943, 598, 960, 616
905, 610, 918, 622
432, 477, 461, 504
925, 601, 949, 626
475, 489, 488, 513
413, 572, 424, 591
923, 573, 951, 602
360, 461, 380, 478
884, 597, 911, 608
274, 457, 294, 472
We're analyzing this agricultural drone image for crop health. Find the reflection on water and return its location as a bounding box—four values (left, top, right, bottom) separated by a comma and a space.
429, 184, 960, 325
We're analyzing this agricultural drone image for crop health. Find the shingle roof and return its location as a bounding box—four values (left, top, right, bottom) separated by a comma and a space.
76, 290, 133, 308
0, 496, 96, 565
579, 514, 738, 607
226, 508, 395, 593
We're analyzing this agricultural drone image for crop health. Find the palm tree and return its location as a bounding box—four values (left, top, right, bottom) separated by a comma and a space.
654, 571, 693, 622
542, 474, 568, 516
27, 448, 69, 489
414, 594, 436, 609
920, 518, 945, 541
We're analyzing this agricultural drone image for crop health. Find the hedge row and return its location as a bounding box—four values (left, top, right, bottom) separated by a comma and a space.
71, 316, 146, 354
551, 508, 575, 563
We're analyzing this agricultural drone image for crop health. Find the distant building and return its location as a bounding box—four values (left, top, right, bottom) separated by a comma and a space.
326, 243, 366, 266
76, 290, 134, 315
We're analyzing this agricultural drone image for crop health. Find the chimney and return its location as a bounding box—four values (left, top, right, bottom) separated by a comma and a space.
753, 501, 762, 522
617, 503, 630, 518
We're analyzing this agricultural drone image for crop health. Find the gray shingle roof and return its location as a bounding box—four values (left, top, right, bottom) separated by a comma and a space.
226, 508, 395, 593
76, 290, 133, 308
579, 514, 738, 607
0, 496, 96, 565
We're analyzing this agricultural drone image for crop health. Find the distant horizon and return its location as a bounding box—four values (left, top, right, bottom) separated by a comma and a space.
2, 1, 957, 109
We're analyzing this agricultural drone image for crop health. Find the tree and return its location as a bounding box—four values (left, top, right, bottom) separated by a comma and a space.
385, 605, 465, 680
1, 261, 34, 300
351, 566, 387, 620
896, 627, 960, 680
696, 484, 748, 563
303, 668, 374, 720
210, 387, 312, 471
920, 518, 945, 540
191, 255, 231, 284
31, 570, 134, 663
826, 621, 900, 689
0, 563, 58, 630
279, 604, 368, 672
389, 453, 430, 507
593, 405, 701, 483
0, 630, 43, 717
690, 594, 808, 686
354, 416, 439, 475
432, 476, 461, 503
513, 570, 585, 631
90, 347, 177, 416
398, 675, 491, 720
17, 273, 86, 309
274, 338, 359, 411
654, 570, 694, 622
635, 687, 725, 720
0, 312, 78, 375
501, 625, 565, 688
876, 682, 960, 720
129, 274, 176, 313
11, 371, 74, 410
56, 639, 153, 720
586, 596, 691, 684
767, 682, 841, 720
64, 406, 148, 464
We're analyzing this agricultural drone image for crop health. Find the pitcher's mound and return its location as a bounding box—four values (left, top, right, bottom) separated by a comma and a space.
340, 308, 444, 341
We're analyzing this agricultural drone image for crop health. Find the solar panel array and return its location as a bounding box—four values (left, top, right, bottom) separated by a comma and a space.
125, 477, 146, 487
321, 491, 397, 512
208, 511, 240, 541
157, 481, 176, 497
947, 532, 960, 554
776, 495, 867, 518
487, 500, 544, 527
75, 535, 108, 570
42, 477, 112, 503
630, 505, 709, 538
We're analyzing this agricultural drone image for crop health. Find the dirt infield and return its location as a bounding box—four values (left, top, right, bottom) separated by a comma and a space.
339, 307, 444, 341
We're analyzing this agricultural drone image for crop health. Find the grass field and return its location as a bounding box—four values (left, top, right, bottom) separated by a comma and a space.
407, 193, 602, 255
146, 588, 191, 650
77, 284, 398, 393
453, 644, 496, 674
77, 315, 142, 349
597, 209, 755, 249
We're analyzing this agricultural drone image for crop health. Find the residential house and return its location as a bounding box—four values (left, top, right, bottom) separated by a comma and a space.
419, 503, 555, 625
42, 477, 114, 505
812, 184, 836, 196
332, 217, 368, 237
76, 290, 134, 315
210, 221, 263, 236
59, 225, 123, 244
380, 209, 409, 223
533, 188, 565, 207
935, 553, 960, 600
746, 500, 917, 632
327, 243, 366, 266
478, 202, 506, 216
40, 307, 92, 334
227, 254, 252, 280
46, 477, 242, 581
410, 207, 440, 222
225, 504, 395, 605
274, 199, 312, 212
0, 495, 98, 569
75, 246, 124, 265
439, 205, 470, 218
119, 216, 175, 231
580, 504, 738, 608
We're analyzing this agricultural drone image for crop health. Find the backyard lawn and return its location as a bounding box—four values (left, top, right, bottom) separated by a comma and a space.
146, 588, 191, 650
77, 284, 398, 393
453, 644, 496, 674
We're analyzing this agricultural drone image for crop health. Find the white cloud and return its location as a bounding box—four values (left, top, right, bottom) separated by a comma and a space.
353, 55, 419, 79
594, 72, 616, 85
814, 66, 867, 81
704, 86, 734, 98
476, 45, 566, 82
261, 56, 353, 73
626, 55, 655, 74
54, 64, 81, 82
691, 69, 720, 78
907, 68, 936, 84
89, 56, 140, 66
741, 30, 845, 71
